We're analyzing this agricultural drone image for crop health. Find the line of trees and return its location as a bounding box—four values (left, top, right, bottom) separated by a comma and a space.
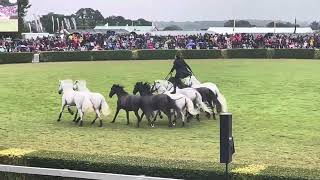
35, 8, 152, 33
223, 19, 320, 31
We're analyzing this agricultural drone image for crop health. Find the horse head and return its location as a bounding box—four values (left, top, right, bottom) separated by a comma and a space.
73, 80, 87, 91
58, 79, 73, 94
109, 84, 125, 98
133, 82, 144, 95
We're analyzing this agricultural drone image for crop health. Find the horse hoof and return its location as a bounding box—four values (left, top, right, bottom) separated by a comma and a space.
159, 115, 163, 119
57, 119, 61, 122
150, 124, 155, 128
172, 122, 176, 126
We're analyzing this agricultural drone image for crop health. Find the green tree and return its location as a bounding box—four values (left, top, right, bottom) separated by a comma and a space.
266, 22, 300, 27
224, 20, 255, 27
75, 8, 104, 29
163, 25, 183, 31
310, 21, 320, 30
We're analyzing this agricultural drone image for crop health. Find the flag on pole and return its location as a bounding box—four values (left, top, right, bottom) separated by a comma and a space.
71, 17, 77, 30
38, 15, 43, 32
233, 19, 236, 34
52, 16, 55, 32
33, 14, 39, 32
28, 22, 32, 33
67, 19, 72, 29
294, 17, 297, 34
56, 18, 60, 31
61, 20, 65, 30
63, 18, 68, 29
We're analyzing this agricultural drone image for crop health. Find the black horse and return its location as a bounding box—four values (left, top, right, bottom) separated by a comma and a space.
133, 82, 163, 121
133, 82, 179, 127
109, 84, 142, 126
168, 77, 218, 119
110, 84, 178, 128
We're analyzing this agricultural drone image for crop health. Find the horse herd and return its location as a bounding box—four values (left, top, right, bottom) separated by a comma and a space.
57, 76, 228, 128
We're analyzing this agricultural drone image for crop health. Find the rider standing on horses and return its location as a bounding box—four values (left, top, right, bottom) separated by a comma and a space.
168, 52, 193, 94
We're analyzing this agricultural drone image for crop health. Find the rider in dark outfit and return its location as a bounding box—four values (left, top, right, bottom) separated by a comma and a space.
169, 53, 193, 94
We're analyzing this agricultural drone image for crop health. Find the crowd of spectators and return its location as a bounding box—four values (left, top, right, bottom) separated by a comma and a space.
1, 32, 319, 52
0, 5, 17, 17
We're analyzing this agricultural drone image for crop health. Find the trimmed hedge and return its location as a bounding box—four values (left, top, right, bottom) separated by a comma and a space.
134, 49, 222, 60
314, 49, 320, 59
1, 49, 319, 65
133, 50, 178, 60
222, 49, 269, 59
180, 49, 222, 59
273, 49, 315, 59
0, 149, 319, 180
39, 50, 133, 62
0, 53, 33, 64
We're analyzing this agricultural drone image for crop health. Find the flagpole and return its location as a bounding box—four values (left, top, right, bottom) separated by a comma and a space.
52, 16, 55, 32
294, 17, 297, 34
233, 19, 236, 34
56, 18, 60, 32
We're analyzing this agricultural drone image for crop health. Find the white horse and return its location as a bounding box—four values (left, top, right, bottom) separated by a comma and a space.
57, 80, 94, 126
152, 80, 212, 118
163, 91, 199, 126
73, 80, 111, 127
181, 76, 228, 113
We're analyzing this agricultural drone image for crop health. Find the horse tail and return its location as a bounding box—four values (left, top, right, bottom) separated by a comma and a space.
185, 97, 199, 116
196, 92, 212, 114
217, 92, 228, 113
100, 97, 111, 117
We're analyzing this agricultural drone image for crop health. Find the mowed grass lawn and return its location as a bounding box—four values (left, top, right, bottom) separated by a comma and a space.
0, 19, 18, 32
0, 59, 319, 176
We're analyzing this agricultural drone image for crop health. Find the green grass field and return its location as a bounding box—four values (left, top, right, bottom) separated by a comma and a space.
0, 59, 319, 178
0, 19, 18, 32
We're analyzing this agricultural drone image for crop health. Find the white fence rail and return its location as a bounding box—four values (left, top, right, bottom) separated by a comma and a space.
0, 164, 181, 180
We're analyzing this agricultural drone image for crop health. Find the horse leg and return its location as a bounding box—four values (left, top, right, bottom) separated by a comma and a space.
180, 111, 185, 127
146, 111, 155, 127
152, 111, 160, 122
97, 109, 103, 127
140, 112, 145, 120
73, 109, 78, 122
92, 109, 101, 126
67, 106, 74, 115
159, 111, 163, 119
75, 117, 81, 124
111, 108, 120, 123
164, 110, 173, 128
196, 114, 200, 122
57, 103, 66, 122
134, 111, 141, 128
78, 110, 84, 127
126, 110, 130, 125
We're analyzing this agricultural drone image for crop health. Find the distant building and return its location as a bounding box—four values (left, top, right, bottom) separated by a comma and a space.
207, 27, 314, 34
94, 23, 158, 33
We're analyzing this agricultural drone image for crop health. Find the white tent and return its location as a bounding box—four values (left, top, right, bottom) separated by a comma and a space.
207, 27, 314, 34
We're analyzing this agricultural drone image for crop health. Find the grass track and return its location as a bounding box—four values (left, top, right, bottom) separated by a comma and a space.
0, 59, 319, 178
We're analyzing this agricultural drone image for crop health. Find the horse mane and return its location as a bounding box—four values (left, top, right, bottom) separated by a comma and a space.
143, 82, 151, 90
113, 84, 128, 94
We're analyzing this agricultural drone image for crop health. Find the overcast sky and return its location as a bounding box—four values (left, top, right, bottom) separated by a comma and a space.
26, 0, 319, 22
